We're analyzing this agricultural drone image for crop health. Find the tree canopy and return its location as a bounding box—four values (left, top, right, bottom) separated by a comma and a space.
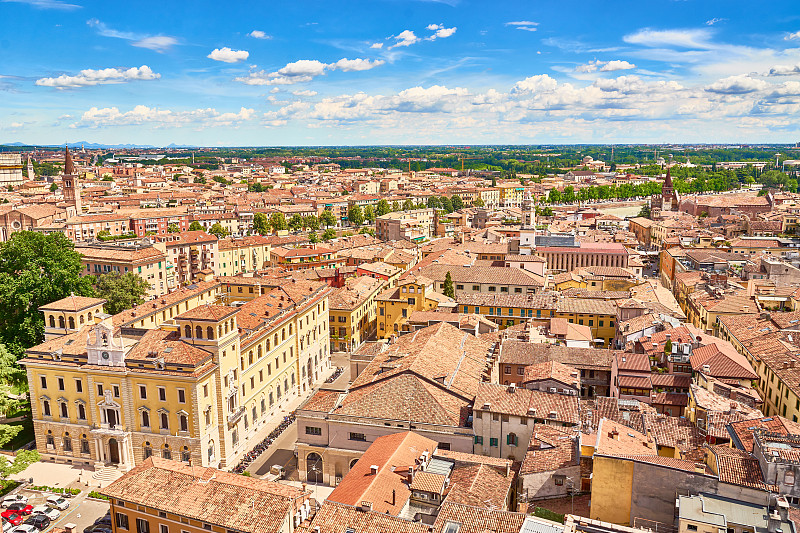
348, 204, 364, 227
253, 212, 270, 235
208, 223, 230, 238
188, 221, 203, 232
94, 272, 150, 315
0, 232, 96, 355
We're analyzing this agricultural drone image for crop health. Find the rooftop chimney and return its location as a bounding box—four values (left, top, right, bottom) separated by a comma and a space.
370, 465, 379, 475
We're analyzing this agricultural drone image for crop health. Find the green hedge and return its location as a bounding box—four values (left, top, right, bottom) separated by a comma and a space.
88, 491, 108, 500
0, 481, 21, 498
30, 486, 81, 495
533, 507, 565, 524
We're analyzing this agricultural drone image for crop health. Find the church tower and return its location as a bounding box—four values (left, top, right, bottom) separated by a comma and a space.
62, 146, 82, 212
26, 155, 34, 181
662, 168, 674, 211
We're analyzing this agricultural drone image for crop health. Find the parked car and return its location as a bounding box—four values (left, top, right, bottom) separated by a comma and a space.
0, 498, 27, 509
45, 496, 69, 511
23, 515, 49, 532
10, 524, 38, 533
31, 507, 59, 522
0, 513, 22, 527
84, 526, 111, 533
2, 518, 13, 533
3, 506, 31, 516
94, 515, 112, 527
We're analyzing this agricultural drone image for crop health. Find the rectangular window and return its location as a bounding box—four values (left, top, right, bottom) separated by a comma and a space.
489, 438, 498, 447
113, 385, 120, 397
349, 432, 367, 441
178, 389, 186, 403
158, 387, 166, 401
40, 376, 47, 389
474, 435, 483, 445
57, 377, 65, 391
139, 385, 147, 399
160, 526, 168, 533
75, 379, 83, 393
136, 519, 150, 533
97, 383, 103, 396
116, 513, 129, 530
203, 384, 208, 398
305, 426, 322, 436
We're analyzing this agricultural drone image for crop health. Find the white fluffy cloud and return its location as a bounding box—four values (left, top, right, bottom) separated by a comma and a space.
72, 105, 255, 128
768, 63, 800, 76
207, 47, 249, 63
785, 31, 800, 41
370, 42, 383, 49
235, 57, 384, 85
505, 21, 538, 32
292, 90, 318, 97
35, 65, 160, 88
575, 59, 636, 73
706, 74, 769, 94
390, 30, 419, 49
248, 30, 271, 39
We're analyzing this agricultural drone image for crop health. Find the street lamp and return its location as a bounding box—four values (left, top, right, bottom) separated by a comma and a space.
565, 477, 576, 516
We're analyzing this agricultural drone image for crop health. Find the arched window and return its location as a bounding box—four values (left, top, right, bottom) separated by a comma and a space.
282, 329, 286, 341
257, 345, 262, 358
185, 325, 191, 337
43, 399, 51, 417
79, 315, 84, 324
260, 398, 266, 415
207, 440, 215, 462
507, 432, 518, 447
77, 403, 86, 420
274, 334, 279, 346
181, 446, 191, 463
49, 316, 55, 328
195, 326, 203, 339
349, 458, 359, 469
58, 316, 65, 328
80, 434, 89, 454
63, 432, 72, 452
267, 339, 271, 350
88, 312, 93, 321
224, 322, 229, 335
143, 442, 153, 459
68, 317, 75, 329
179, 414, 188, 432
160, 412, 169, 430
141, 411, 150, 428
60, 402, 68, 418
46, 431, 54, 447
207, 326, 213, 339
289, 324, 293, 335
218, 325, 223, 337
162, 444, 171, 460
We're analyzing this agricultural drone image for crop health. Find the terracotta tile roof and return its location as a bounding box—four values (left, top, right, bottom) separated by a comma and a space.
594, 419, 657, 456
727, 415, 800, 452
617, 375, 652, 389
690, 342, 758, 380
641, 413, 702, 453
328, 431, 437, 515
650, 392, 688, 407
409, 471, 446, 493
520, 424, 578, 475
445, 464, 513, 510
125, 328, 214, 367
39, 295, 106, 312
650, 373, 691, 389
175, 304, 239, 322
300, 501, 428, 533
431, 500, 527, 533
709, 445, 777, 491
101, 457, 305, 533
614, 454, 713, 474
352, 322, 492, 400
474, 383, 580, 426
432, 450, 512, 472
522, 361, 580, 388
113, 280, 220, 327
616, 352, 651, 373
298, 389, 342, 413
416, 264, 544, 287
498, 341, 615, 371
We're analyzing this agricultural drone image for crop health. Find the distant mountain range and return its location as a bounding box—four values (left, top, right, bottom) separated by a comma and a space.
1, 141, 199, 149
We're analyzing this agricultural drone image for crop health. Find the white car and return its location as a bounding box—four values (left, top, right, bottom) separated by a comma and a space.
1, 497, 27, 509
31, 506, 59, 521
10, 525, 37, 533
45, 496, 69, 511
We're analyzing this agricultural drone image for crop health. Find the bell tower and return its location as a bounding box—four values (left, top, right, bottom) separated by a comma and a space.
62, 146, 82, 212
26, 155, 34, 181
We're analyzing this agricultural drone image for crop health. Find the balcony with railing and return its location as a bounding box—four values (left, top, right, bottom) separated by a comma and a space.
227, 406, 245, 425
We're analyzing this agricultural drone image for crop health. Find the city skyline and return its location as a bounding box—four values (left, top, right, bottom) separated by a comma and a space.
3, 0, 800, 145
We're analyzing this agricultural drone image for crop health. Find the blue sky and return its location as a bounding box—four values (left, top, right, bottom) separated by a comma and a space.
2, 0, 800, 146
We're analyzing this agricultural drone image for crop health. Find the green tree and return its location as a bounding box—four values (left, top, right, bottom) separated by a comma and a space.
0, 344, 26, 394
442, 271, 455, 298
167, 223, 179, 233
188, 221, 204, 232
451, 195, 464, 211
348, 204, 364, 227
376, 199, 391, 216
402, 199, 415, 211
304, 215, 320, 231
491, 176, 497, 187
308, 231, 319, 243
0, 232, 96, 355
427, 196, 441, 209
269, 212, 287, 232
363, 205, 375, 223
441, 197, 453, 213
94, 272, 150, 315
320, 209, 336, 228
638, 204, 651, 219
49, 183, 58, 193
253, 212, 270, 235
322, 228, 337, 241
288, 214, 303, 232
391, 201, 400, 212
208, 223, 230, 239
0, 425, 23, 448
0, 449, 40, 479
473, 198, 485, 207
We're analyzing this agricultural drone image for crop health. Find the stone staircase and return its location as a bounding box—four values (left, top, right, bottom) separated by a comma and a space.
89, 466, 123, 488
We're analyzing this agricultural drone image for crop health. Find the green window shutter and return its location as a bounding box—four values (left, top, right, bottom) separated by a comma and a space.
506, 434, 511, 445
